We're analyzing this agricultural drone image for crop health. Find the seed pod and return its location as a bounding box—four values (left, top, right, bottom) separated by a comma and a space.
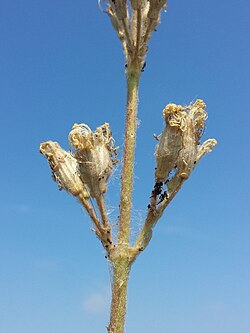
107, 5, 124, 38
110, 0, 127, 20
155, 104, 186, 182
130, 0, 146, 10
40, 141, 90, 198
155, 100, 217, 182
140, 1, 151, 40
147, 0, 167, 20
69, 123, 116, 198
177, 100, 208, 179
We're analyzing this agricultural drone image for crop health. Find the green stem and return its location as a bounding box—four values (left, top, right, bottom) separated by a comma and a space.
118, 68, 141, 245
108, 259, 131, 333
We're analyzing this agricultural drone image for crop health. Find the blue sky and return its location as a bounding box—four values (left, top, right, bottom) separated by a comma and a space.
0, 1, 249, 332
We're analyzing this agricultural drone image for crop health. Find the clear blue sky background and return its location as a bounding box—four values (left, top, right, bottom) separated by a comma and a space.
0, 1, 249, 332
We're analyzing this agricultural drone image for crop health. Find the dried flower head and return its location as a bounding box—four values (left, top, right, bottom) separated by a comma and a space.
100, 0, 167, 71
155, 103, 186, 182
155, 100, 217, 183
40, 141, 90, 198
69, 123, 118, 198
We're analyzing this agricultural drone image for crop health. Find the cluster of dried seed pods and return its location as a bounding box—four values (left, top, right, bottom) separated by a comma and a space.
154, 99, 217, 200
99, 0, 167, 70
40, 123, 118, 200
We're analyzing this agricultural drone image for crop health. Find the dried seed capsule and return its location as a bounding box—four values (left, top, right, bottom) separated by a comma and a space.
107, 5, 124, 39
110, 0, 128, 20
155, 100, 217, 182
69, 123, 117, 198
177, 100, 208, 179
130, 0, 146, 10
147, 0, 167, 20
155, 104, 186, 182
40, 141, 90, 198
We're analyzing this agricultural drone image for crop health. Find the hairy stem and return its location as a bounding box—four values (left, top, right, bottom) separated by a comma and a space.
96, 194, 109, 228
118, 67, 141, 245
78, 193, 102, 236
133, 178, 185, 249
108, 259, 131, 333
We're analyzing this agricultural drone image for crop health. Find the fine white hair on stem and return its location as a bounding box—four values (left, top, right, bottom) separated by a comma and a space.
130, 208, 147, 244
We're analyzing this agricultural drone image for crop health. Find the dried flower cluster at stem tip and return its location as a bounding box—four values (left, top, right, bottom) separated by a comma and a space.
99, 0, 167, 70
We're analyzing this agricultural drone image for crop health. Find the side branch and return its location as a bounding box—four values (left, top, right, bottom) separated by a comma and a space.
78, 193, 103, 237
78, 193, 114, 251
133, 178, 185, 250
96, 194, 110, 228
